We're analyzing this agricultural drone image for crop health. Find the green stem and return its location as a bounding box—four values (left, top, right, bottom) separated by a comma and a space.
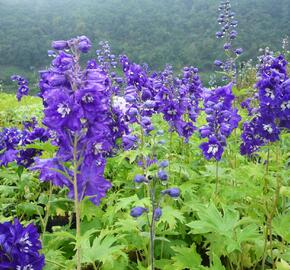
149, 179, 156, 270
73, 135, 81, 270
42, 182, 53, 234
261, 225, 269, 270
215, 160, 219, 194
264, 147, 270, 193
169, 131, 173, 181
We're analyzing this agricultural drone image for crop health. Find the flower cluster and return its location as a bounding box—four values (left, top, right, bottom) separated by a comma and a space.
130, 159, 180, 220
11, 75, 30, 101
214, 0, 243, 80
96, 41, 118, 73
33, 36, 129, 205
0, 218, 45, 270
240, 55, 289, 155
199, 83, 241, 160
0, 118, 49, 167
120, 55, 157, 137
155, 66, 203, 141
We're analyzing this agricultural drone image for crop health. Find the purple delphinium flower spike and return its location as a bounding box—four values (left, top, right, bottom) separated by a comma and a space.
240, 54, 289, 155
155, 66, 203, 142
214, 0, 243, 82
34, 36, 130, 205
199, 83, 241, 160
11, 75, 30, 101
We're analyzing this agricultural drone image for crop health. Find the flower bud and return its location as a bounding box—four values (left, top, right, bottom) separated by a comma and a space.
159, 160, 169, 168
214, 60, 223, 67
122, 135, 138, 150
134, 174, 146, 184
162, 188, 180, 198
154, 207, 162, 221
52, 40, 69, 50
130, 207, 148, 218
235, 48, 243, 55
158, 170, 168, 181
128, 107, 138, 117
223, 43, 231, 50
77, 36, 92, 53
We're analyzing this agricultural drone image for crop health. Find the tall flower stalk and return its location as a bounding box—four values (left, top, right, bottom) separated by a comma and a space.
214, 0, 243, 83
31, 36, 128, 269
131, 159, 180, 270
199, 83, 241, 192
240, 54, 289, 270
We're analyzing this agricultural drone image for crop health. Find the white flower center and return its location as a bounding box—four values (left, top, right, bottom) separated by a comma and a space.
16, 264, 34, 270
167, 109, 176, 115
265, 88, 275, 100
82, 93, 94, 103
94, 143, 103, 155
57, 103, 71, 118
281, 100, 290, 111
163, 93, 169, 100
208, 144, 218, 155
263, 124, 273, 134
19, 232, 33, 253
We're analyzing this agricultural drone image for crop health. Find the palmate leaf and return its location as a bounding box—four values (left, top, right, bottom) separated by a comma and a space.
186, 203, 239, 235
43, 249, 67, 270
114, 194, 139, 212
81, 229, 127, 267
159, 205, 185, 230
80, 197, 104, 222
171, 244, 202, 270
210, 253, 226, 270
272, 214, 290, 242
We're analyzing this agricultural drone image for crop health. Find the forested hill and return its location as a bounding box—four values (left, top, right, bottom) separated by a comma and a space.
0, 0, 289, 76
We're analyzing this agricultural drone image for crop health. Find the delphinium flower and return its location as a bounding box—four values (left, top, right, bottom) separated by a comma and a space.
240, 54, 289, 155
95, 41, 125, 95
130, 157, 180, 270
35, 36, 129, 205
96, 41, 117, 73
119, 55, 157, 141
214, 0, 243, 82
199, 83, 241, 161
34, 36, 129, 270
0, 218, 45, 269
0, 119, 49, 168
155, 66, 203, 142
11, 75, 30, 101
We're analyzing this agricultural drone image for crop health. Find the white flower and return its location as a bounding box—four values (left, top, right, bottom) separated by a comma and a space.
57, 103, 71, 118
112, 96, 127, 113
263, 124, 273, 134
207, 144, 218, 155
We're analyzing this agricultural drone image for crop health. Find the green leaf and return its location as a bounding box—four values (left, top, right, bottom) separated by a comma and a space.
171, 244, 202, 270
186, 203, 239, 235
81, 230, 127, 267
210, 253, 226, 270
272, 214, 290, 242
17, 202, 43, 218
25, 141, 57, 153
160, 205, 185, 230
